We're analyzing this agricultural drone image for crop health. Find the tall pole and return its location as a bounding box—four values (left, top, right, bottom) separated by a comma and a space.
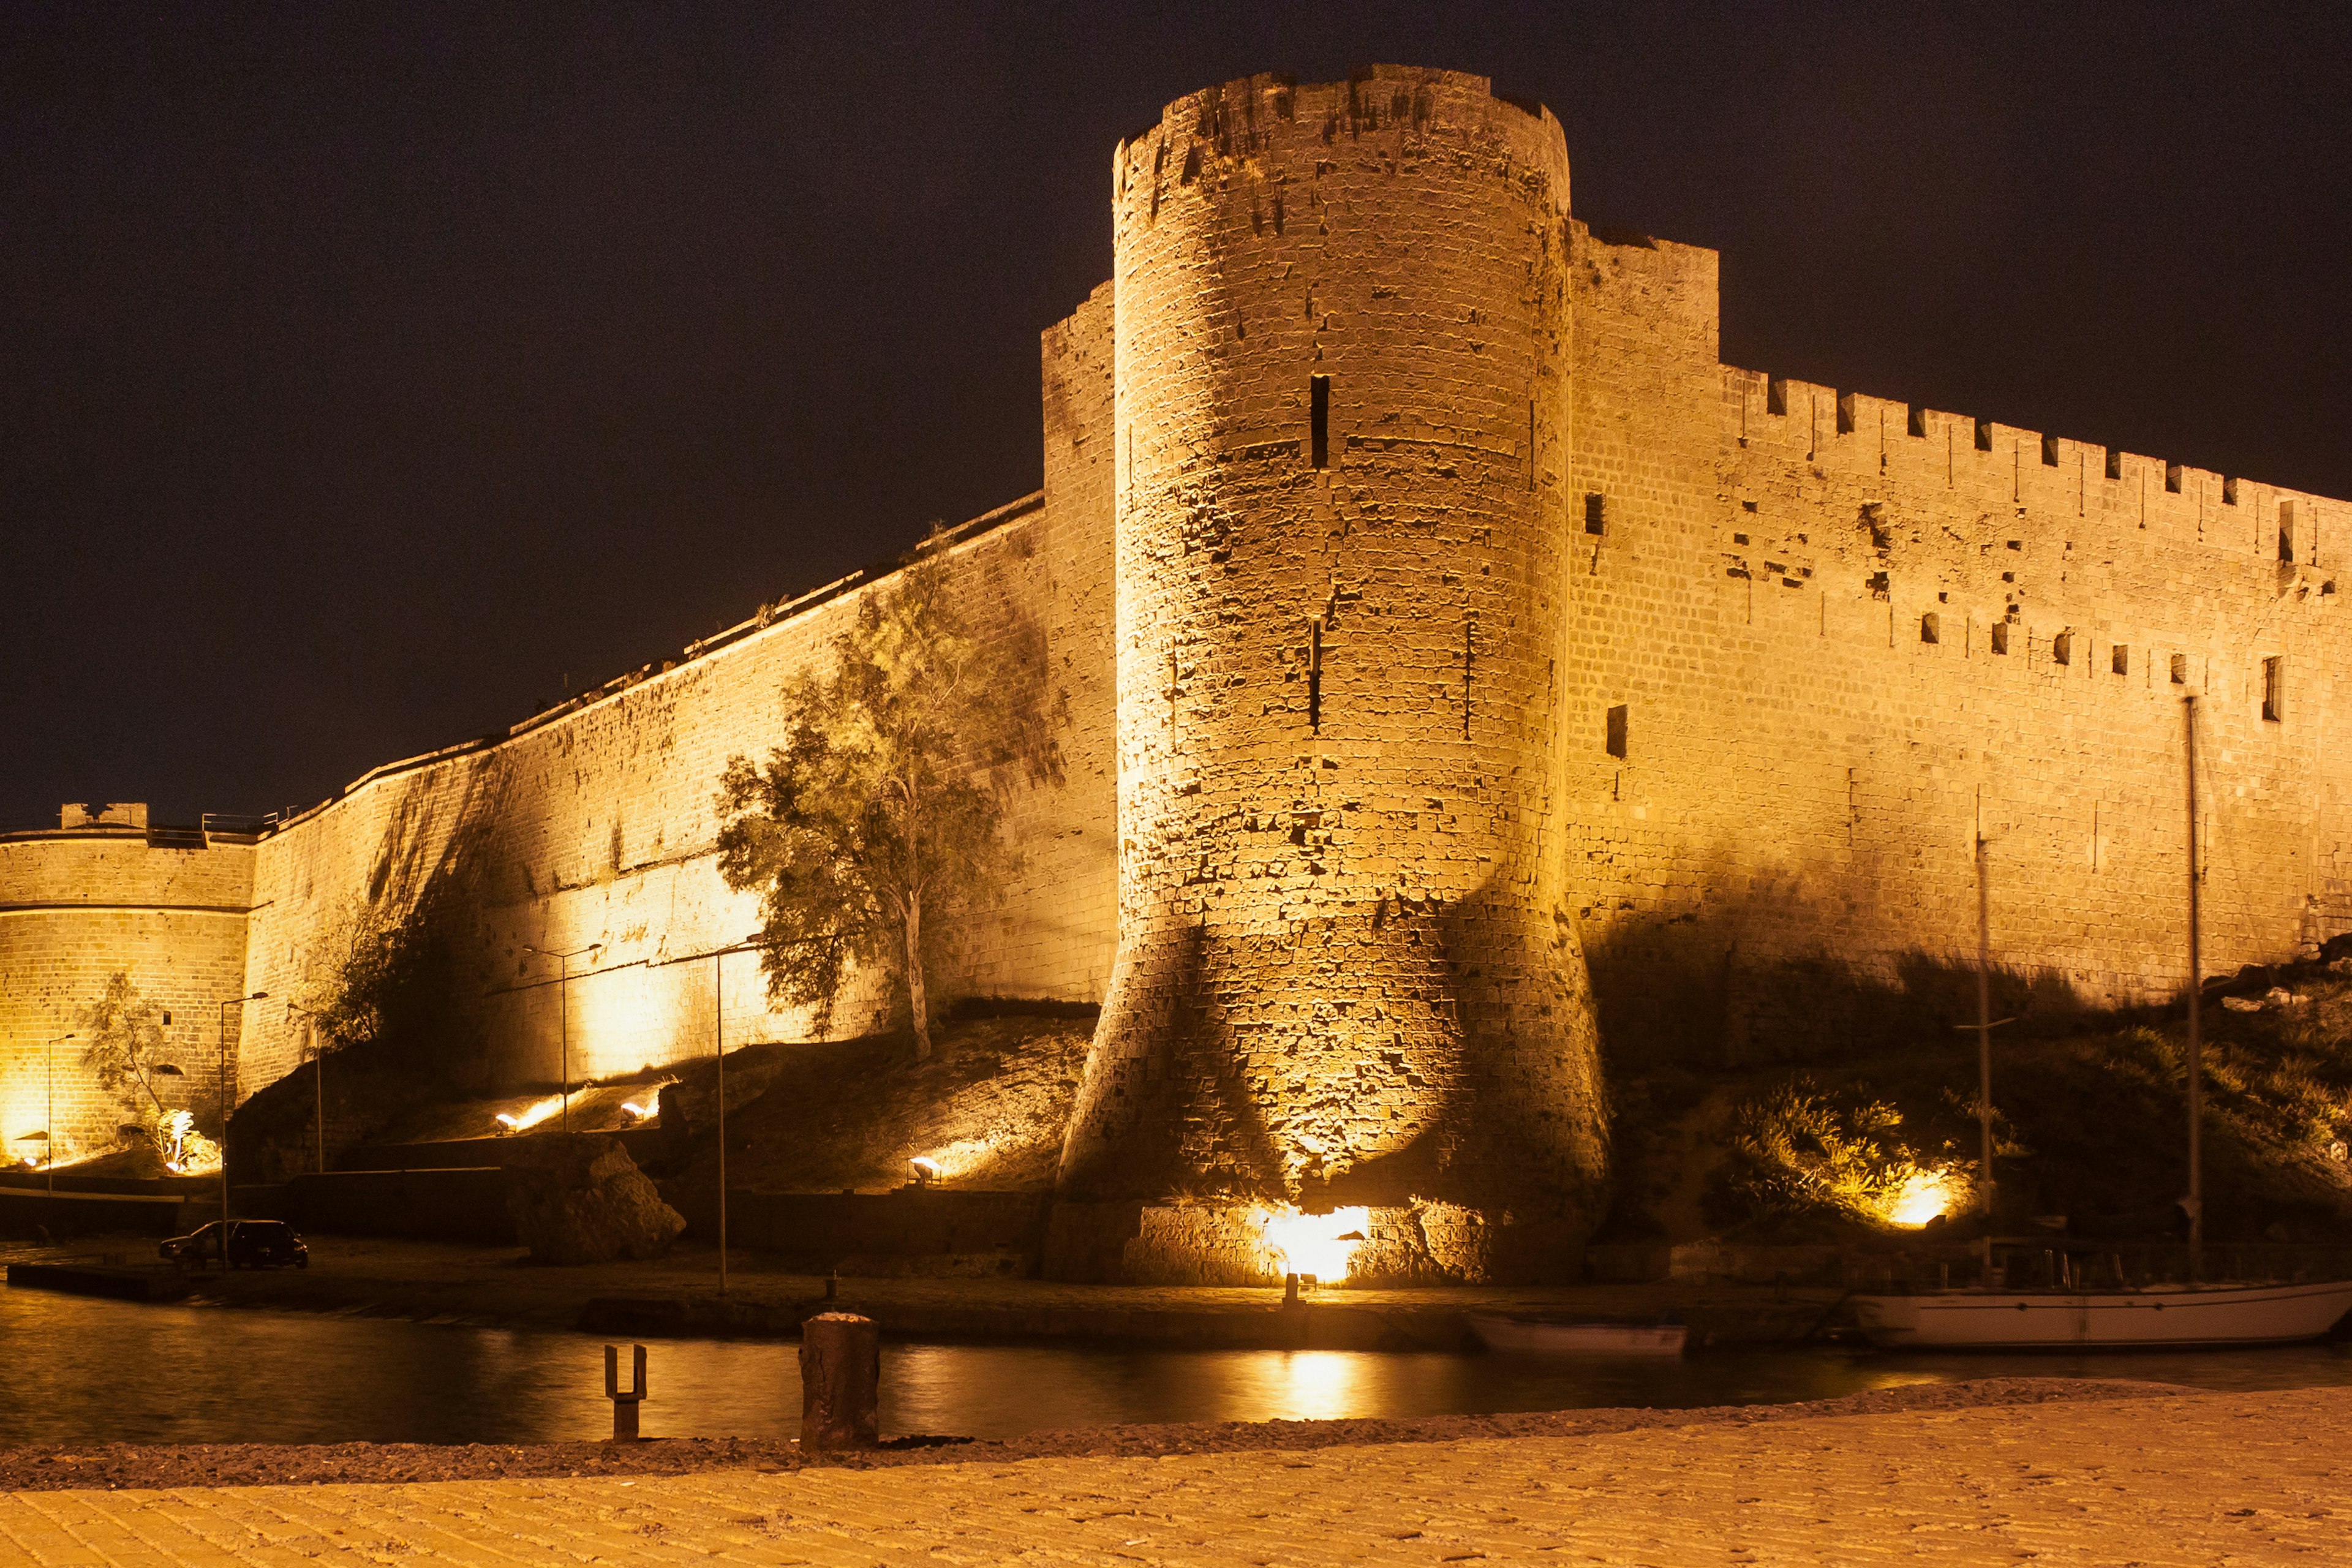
219, 1000, 233, 1228
217, 992, 266, 1237
1976, 825, 1994, 1218
715, 949, 727, 1295
312, 1017, 325, 1174
47, 1033, 55, 1194
2184, 695, 2204, 1277
560, 951, 571, 1136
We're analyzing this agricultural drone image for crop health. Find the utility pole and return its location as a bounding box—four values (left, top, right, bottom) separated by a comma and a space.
217, 992, 268, 1236
524, 944, 601, 1134
712, 933, 762, 1295
1975, 825, 1994, 1218
45, 1033, 76, 1194
2184, 695, 2204, 1278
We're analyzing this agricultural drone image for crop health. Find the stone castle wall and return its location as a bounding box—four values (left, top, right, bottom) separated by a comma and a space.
1561, 222, 2350, 1066
227, 293, 1121, 1106
0, 829, 253, 1156
1058, 68, 1609, 1270
8, 64, 2345, 1217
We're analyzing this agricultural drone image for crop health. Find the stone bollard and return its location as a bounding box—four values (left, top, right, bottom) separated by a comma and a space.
799, 1312, 879, 1452
605, 1343, 647, 1441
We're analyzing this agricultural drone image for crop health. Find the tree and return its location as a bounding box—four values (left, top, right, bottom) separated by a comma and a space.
78, 971, 175, 1117
716, 545, 1060, 1060
292, 896, 407, 1055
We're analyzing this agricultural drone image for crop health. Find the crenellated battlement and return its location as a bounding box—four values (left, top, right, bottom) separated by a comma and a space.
1724, 366, 2344, 569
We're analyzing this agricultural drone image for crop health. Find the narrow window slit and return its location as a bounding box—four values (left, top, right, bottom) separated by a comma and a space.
2264, 657, 2284, 722
1584, 493, 1606, 536
1310, 374, 1330, 469
1605, 704, 1628, 760
1306, 619, 1323, 734
1461, 619, 1475, 738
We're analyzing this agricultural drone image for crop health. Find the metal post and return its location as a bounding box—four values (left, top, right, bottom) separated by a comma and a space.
560, 951, 570, 1136
219, 1000, 233, 1229
216, 992, 266, 1238
1976, 827, 1994, 1218
2184, 695, 2204, 1278
604, 1343, 647, 1441
715, 948, 727, 1295
45, 1033, 74, 1193
312, 1017, 325, 1174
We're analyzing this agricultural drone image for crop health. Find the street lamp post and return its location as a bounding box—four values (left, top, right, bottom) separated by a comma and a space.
523, 944, 601, 1134
217, 991, 268, 1232
285, 1001, 326, 1174
44, 1033, 76, 1193
710, 935, 762, 1295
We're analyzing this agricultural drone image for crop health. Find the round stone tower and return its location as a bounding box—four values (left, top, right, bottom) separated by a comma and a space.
1057, 67, 1610, 1281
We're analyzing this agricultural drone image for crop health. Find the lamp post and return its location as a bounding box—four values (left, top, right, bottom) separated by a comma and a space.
217, 991, 267, 1230
44, 1032, 75, 1193
523, 944, 601, 1134
710, 934, 762, 1295
285, 1001, 326, 1174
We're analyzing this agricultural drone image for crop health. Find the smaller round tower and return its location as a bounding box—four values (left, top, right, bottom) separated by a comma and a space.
1057, 67, 1609, 1282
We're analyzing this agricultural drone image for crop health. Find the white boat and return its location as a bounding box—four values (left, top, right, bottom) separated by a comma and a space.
1852, 1278, 2352, 1350
1468, 1313, 1688, 1355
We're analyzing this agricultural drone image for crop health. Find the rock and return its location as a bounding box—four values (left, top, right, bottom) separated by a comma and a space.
501, 1135, 686, 1264
2322, 932, 2352, 964
2221, 996, 2263, 1013
2264, 987, 2310, 1008
656, 1052, 786, 1142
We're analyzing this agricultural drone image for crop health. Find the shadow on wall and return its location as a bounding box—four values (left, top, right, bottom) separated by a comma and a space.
1583, 889, 2100, 1078
234, 758, 517, 1181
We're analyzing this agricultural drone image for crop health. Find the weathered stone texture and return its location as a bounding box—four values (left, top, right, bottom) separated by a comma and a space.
1057, 69, 1611, 1277
1563, 223, 2351, 1061
500, 1134, 685, 1264
0, 827, 254, 1155
11, 62, 2350, 1262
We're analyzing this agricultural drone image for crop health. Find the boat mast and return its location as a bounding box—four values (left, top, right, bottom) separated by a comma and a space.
1976, 799, 1994, 1218
2184, 693, 2204, 1278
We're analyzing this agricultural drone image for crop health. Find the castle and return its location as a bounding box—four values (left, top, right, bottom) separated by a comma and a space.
6, 68, 2345, 1278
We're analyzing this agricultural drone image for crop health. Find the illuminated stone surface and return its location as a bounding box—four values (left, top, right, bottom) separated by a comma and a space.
6, 63, 2350, 1256
0, 1386, 2345, 1562
1058, 70, 1609, 1276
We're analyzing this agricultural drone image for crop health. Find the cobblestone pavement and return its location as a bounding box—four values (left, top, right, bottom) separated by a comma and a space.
1, 1385, 2343, 1565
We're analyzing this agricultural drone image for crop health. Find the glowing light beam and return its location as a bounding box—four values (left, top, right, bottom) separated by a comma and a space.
1257, 1205, 1373, 1281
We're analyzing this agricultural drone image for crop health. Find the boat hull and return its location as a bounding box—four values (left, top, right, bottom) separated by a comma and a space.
1853, 1280, 2352, 1350
1468, 1314, 1689, 1355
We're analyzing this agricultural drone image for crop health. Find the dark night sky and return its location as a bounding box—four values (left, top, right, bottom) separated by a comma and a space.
6, 2, 2348, 829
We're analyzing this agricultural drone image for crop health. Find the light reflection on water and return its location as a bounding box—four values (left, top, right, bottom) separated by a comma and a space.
3, 1287, 2350, 1448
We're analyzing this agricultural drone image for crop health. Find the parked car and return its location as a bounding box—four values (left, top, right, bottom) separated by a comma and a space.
159, 1219, 310, 1270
